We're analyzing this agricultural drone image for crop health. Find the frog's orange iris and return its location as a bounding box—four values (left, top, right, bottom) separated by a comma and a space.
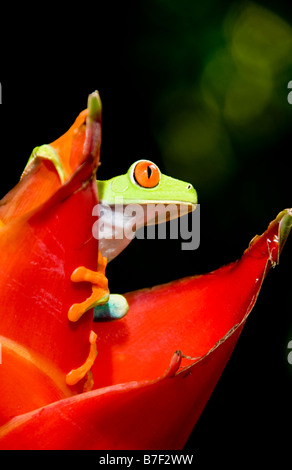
134, 160, 160, 188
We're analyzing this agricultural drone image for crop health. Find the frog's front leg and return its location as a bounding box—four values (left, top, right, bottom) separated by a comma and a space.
68, 251, 110, 322
92, 251, 129, 321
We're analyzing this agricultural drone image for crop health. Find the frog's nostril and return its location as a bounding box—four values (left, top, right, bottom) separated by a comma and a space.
187, 184, 192, 190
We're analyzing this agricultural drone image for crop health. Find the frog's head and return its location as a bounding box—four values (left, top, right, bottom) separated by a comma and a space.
96, 160, 198, 261
98, 159, 197, 218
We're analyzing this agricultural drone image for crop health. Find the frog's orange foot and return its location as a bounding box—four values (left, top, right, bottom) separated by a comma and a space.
97, 251, 107, 273
68, 264, 109, 323
65, 330, 97, 388
66, 253, 109, 389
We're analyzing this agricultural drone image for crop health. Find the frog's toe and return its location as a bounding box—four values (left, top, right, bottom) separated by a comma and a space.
93, 294, 129, 321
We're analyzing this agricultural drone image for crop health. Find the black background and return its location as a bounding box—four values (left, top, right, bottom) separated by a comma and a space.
1, 1, 292, 463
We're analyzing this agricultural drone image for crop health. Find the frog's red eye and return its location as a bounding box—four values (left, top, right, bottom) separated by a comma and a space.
133, 160, 160, 188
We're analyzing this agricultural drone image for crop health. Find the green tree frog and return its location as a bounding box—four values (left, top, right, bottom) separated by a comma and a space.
94, 159, 197, 320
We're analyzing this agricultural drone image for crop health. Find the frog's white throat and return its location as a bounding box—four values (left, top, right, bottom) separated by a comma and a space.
96, 202, 196, 262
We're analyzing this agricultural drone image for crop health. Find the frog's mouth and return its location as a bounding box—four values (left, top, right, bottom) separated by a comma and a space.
140, 201, 197, 225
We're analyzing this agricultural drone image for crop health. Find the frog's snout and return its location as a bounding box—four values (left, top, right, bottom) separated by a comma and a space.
185, 183, 197, 205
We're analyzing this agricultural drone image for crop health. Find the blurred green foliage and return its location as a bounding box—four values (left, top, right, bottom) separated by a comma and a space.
127, 0, 292, 211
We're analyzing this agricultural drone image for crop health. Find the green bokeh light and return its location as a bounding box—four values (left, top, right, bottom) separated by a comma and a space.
130, 1, 292, 201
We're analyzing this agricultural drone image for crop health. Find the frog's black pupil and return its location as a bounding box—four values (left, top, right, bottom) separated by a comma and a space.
147, 165, 152, 179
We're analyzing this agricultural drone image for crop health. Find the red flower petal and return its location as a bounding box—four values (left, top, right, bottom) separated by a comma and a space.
0, 93, 103, 421
0, 92, 100, 223
0, 336, 73, 425
0, 209, 290, 449
92, 209, 292, 388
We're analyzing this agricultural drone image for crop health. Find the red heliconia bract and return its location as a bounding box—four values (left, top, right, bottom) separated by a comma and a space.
0, 92, 290, 450
0, 92, 103, 422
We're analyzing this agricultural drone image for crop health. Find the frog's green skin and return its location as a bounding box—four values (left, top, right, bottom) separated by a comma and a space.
97, 161, 197, 207
25, 147, 197, 321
